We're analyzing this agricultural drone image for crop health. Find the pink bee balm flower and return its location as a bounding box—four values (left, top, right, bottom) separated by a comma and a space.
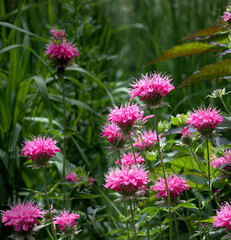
133, 130, 160, 151
101, 123, 125, 149
54, 210, 80, 233
130, 73, 174, 106
50, 26, 67, 39
180, 127, 193, 145
21, 136, 60, 168
222, 11, 231, 22
187, 107, 224, 137
115, 152, 145, 165
1, 201, 44, 233
211, 149, 231, 170
151, 174, 189, 199
45, 41, 78, 68
66, 171, 77, 184
107, 103, 152, 134
89, 177, 95, 186
213, 202, 231, 230
104, 166, 149, 196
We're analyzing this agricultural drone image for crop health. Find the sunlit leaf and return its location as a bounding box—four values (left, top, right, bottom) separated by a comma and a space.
145, 42, 225, 67
179, 19, 230, 42
178, 59, 231, 88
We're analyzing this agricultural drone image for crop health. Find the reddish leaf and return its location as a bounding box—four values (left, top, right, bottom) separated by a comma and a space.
178, 59, 231, 88
144, 42, 225, 67
179, 19, 230, 42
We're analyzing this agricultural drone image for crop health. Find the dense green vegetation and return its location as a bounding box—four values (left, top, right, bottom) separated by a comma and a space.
1, 0, 231, 239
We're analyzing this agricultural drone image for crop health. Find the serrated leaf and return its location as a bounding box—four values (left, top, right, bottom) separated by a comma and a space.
178, 59, 231, 88
145, 42, 225, 67
179, 19, 230, 42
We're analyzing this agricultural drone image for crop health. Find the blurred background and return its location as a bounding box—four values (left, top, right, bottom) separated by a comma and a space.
0, 0, 231, 239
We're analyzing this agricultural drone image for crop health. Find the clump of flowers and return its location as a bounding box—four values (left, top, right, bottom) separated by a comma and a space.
45, 26, 78, 68
104, 166, 149, 196
180, 127, 193, 145
211, 149, 231, 170
130, 73, 174, 107
133, 130, 160, 151
54, 210, 80, 234
101, 123, 126, 149
187, 107, 224, 137
107, 103, 152, 134
115, 152, 145, 165
66, 168, 94, 188
66, 171, 77, 184
213, 202, 231, 230
1, 201, 44, 237
151, 174, 189, 199
21, 136, 60, 168
222, 7, 231, 22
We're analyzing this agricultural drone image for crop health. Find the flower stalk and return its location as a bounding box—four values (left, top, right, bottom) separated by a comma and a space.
206, 139, 212, 216
42, 167, 57, 240
154, 108, 173, 240
129, 199, 137, 240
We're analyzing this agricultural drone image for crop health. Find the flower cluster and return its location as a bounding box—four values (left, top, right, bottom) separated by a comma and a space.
1, 201, 44, 233
130, 73, 174, 107
222, 7, 231, 22
187, 107, 224, 137
107, 103, 152, 134
211, 149, 231, 170
45, 26, 78, 68
115, 152, 145, 166
213, 202, 231, 230
151, 174, 189, 199
133, 130, 160, 151
21, 136, 60, 168
54, 210, 80, 234
104, 166, 149, 196
66, 170, 94, 187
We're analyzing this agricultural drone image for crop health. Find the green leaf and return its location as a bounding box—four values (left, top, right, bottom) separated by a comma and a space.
172, 198, 197, 212
47, 179, 63, 195
32, 76, 53, 128
178, 59, 231, 88
69, 193, 102, 199
179, 19, 230, 42
0, 21, 45, 40
145, 42, 225, 66
66, 65, 114, 105
139, 207, 164, 216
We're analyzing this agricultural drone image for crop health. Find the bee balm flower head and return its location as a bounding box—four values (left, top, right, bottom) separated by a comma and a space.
151, 174, 189, 199
107, 103, 152, 134
54, 210, 80, 234
1, 201, 44, 234
45, 27, 78, 68
211, 149, 231, 171
21, 136, 60, 168
187, 107, 224, 138
213, 202, 231, 230
130, 73, 174, 107
115, 152, 145, 166
104, 166, 149, 196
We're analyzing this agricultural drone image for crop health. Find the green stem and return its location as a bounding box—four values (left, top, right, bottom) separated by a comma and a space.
158, 211, 162, 240
206, 139, 212, 216
187, 146, 202, 219
118, 150, 122, 165
42, 167, 57, 240
58, 67, 67, 209
145, 200, 150, 240
129, 133, 137, 164
129, 199, 137, 240
124, 201, 131, 240
173, 212, 179, 240
154, 109, 172, 240
219, 96, 231, 114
